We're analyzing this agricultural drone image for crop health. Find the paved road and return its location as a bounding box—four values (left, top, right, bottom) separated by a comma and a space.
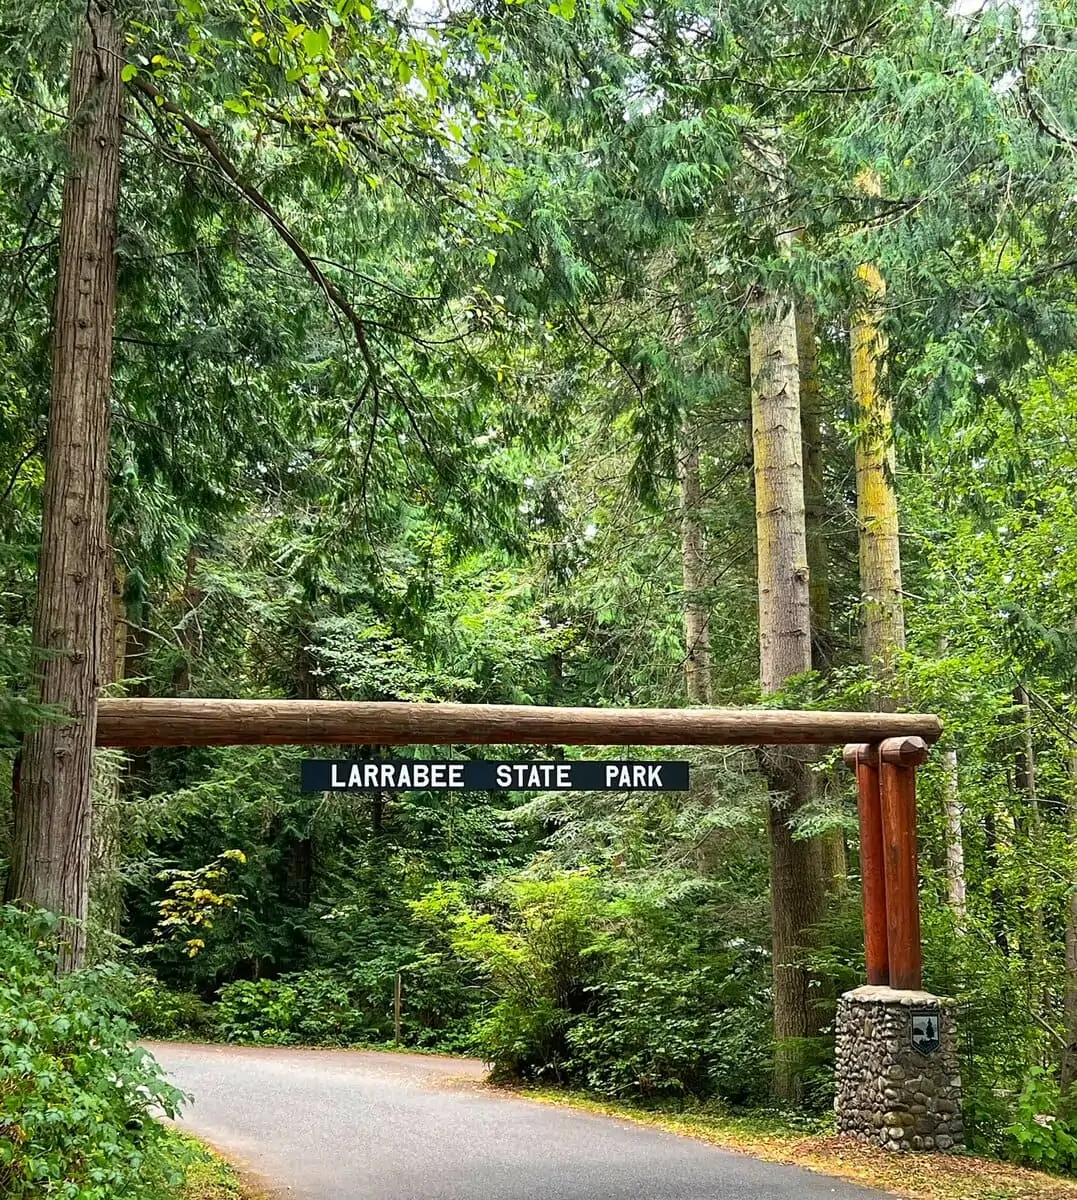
147, 1042, 888, 1200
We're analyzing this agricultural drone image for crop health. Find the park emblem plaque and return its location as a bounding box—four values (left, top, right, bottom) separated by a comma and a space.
301, 759, 689, 792
910, 1007, 941, 1055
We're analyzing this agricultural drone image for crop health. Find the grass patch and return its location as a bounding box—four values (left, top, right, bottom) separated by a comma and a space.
505, 1088, 1077, 1200
160, 1131, 261, 1200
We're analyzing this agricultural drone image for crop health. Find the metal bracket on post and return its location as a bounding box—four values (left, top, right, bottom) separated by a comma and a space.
878, 735, 927, 992
844, 742, 889, 987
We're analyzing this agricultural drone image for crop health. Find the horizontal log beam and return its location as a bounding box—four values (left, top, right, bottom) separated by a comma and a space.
95, 699, 943, 750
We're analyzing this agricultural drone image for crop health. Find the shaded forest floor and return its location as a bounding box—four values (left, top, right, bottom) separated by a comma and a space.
511, 1088, 1077, 1200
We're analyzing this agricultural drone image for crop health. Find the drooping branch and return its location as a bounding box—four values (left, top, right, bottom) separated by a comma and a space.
130, 76, 380, 396
1019, 46, 1077, 152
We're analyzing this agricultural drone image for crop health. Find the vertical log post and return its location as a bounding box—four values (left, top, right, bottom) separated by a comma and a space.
844, 743, 889, 986
878, 736, 927, 991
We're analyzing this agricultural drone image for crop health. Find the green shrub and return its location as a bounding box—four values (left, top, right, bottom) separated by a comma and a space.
414, 873, 772, 1101
215, 971, 375, 1044
0, 906, 186, 1199
566, 959, 771, 1103
125, 972, 216, 1040
414, 874, 604, 1081
1003, 1067, 1077, 1174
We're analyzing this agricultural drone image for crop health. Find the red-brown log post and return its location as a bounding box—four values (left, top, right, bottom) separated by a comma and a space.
878, 735, 927, 991
844, 742, 889, 987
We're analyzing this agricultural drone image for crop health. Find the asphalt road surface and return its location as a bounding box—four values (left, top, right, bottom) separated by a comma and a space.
148, 1042, 890, 1200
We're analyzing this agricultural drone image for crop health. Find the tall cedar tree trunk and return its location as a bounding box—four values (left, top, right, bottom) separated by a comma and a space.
797, 300, 846, 892
5, 3, 123, 971
89, 552, 128, 938
749, 286, 826, 1101
850, 214, 905, 692
678, 418, 712, 704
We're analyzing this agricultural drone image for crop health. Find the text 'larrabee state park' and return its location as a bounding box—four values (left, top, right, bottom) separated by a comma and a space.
301, 759, 689, 792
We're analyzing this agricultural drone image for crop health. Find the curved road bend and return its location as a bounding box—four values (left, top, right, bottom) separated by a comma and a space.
147, 1042, 890, 1200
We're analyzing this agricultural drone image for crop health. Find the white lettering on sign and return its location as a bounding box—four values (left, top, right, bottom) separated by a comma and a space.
308, 759, 687, 792
604, 764, 664, 788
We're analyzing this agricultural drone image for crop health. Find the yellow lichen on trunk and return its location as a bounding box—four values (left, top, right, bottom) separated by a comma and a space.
851, 256, 905, 687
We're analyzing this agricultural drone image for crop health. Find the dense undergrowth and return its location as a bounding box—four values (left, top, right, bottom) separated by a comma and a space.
0, 905, 231, 1200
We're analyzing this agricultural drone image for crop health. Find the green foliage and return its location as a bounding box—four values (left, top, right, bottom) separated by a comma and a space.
124, 972, 216, 1041
0, 907, 186, 1200
415, 875, 603, 1080
215, 972, 369, 1045
4, 0, 1077, 1178
1004, 1068, 1077, 1175
416, 873, 773, 1102
149, 849, 248, 960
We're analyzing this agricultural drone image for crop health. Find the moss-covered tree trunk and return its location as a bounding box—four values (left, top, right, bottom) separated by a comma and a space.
851, 257, 905, 692
5, 2, 123, 971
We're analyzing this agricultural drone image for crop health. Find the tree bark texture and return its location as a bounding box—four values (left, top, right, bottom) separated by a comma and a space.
678, 417, 712, 704
940, 743, 966, 925
4, 3, 123, 972
796, 299, 846, 892
749, 286, 826, 1101
796, 299, 831, 672
935, 638, 966, 926
94, 697, 943, 749
89, 553, 128, 942
851, 258, 905, 688
1061, 712, 1077, 1099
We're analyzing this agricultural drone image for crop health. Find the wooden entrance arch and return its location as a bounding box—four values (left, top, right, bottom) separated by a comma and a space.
97, 698, 940, 989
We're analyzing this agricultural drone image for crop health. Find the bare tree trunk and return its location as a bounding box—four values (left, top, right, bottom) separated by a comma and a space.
172, 545, 203, 694
983, 809, 1009, 956
940, 743, 966, 924
750, 285, 826, 1101
1013, 683, 1046, 1009
797, 299, 830, 673
1060, 699, 1077, 1099
678, 417, 711, 704
797, 299, 846, 892
5, 2, 123, 972
850, 187, 904, 693
935, 636, 966, 925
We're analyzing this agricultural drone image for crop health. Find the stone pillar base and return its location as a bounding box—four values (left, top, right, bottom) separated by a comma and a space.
835, 986, 964, 1151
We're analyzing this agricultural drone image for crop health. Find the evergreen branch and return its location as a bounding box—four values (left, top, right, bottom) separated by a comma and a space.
129, 77, 381, 404
566, 310, 645, 404
0, 437, 45, 508
307, 256, 441, 303
1019, 47, 1077, 151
